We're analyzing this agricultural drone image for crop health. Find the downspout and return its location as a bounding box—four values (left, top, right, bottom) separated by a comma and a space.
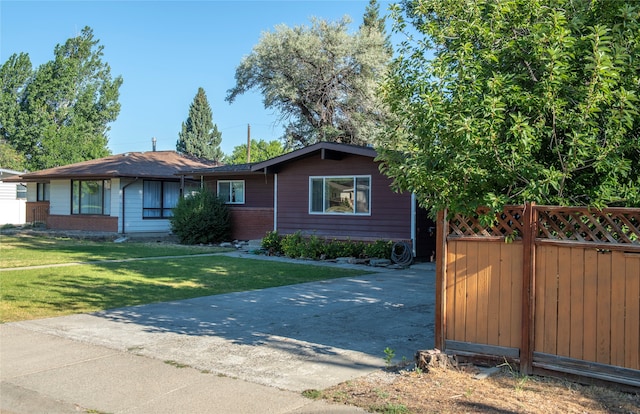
121, 178, 139, 234
411, 193, 417, 257
273, 172, 278, 231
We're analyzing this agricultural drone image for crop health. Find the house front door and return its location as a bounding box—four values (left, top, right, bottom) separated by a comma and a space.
415, 205, 436, 261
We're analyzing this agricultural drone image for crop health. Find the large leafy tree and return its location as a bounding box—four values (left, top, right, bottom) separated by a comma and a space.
225, 138, 286, 164
177, 87, 223, 162
378, 0, 640, 218
0, 53, 31, 170
226, 12, 392, 148
0, 27, 122, 171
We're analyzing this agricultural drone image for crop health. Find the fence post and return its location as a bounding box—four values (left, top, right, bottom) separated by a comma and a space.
435, 209, 447, 351
520, 202, 537, 374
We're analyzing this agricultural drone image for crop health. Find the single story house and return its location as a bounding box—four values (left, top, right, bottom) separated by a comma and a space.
0, 168, 27, 225
181, 142, 436, 259
4, 151, 217, 234
7, 143, 436, 259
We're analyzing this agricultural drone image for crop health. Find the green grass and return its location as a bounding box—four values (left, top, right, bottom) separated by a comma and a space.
0, 235, 368, 322
0, 234, 231, 268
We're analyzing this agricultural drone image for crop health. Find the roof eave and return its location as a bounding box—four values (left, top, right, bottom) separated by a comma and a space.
251, 142, 377, 172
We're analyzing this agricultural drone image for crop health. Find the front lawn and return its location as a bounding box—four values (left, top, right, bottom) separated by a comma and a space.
0, 234, 230, 268
0, 235, 368, 322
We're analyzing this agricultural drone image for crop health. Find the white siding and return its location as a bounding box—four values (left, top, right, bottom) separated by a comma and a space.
120, 179, 171, 233
0, 181, 25, 224
110, 177, 121, 223
49, 180, 70, 215
0, 181, 17, 201
0, 198, 25, 224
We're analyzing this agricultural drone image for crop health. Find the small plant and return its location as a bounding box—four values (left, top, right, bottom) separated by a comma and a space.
364, 239, 393, 259
164, 360, 189, 368
498, 357, 530, 392
302, 389, 322, 399
261, 230, 282, 255
305, 234, 326, 259
281, 231, 305, 257
383, 347, 396, 367
374, 388, 390, 398
330, 390, 350, 403
376, 403, 409, 414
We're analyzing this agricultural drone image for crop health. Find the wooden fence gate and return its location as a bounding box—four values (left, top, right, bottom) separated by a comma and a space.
435, 204, 640, 388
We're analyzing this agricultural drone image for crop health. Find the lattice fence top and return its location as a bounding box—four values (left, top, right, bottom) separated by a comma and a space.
448, 207, 525, 238
537, 207, 640, 245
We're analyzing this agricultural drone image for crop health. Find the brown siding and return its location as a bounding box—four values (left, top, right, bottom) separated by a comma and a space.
276, 154, 412, 241
47, 214, 118, 232
228, 207, 274, 240
204, 174, 274, 208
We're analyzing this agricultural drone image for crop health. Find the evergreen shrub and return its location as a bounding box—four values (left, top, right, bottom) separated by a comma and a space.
170, 189, 230, 244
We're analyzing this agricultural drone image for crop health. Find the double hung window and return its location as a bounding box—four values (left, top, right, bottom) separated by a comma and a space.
16, 184, 27, 199
309, 176, 370, 215
37, 182, 50, 201
71, 180, 111, 215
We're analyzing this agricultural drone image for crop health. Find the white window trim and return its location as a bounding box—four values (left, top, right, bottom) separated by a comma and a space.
217, 180, 245, 204
308, 175, 371, 216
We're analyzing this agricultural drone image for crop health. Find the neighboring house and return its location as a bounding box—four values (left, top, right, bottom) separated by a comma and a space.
0, 169, 27, 225
4, 151, 217, 234
182, 142, 436, 259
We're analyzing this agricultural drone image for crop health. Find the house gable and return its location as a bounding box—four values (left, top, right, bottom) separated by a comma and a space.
274, 151, 412, 241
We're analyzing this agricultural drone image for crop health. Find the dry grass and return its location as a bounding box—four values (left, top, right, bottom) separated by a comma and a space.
320, 364, 640, 414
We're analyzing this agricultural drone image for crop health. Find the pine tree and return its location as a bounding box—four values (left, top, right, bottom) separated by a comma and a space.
360, 0, 392, 54
177, 87, 223, 161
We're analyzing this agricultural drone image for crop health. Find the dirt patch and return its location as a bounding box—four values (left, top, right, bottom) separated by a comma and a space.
319, 363, 640, 413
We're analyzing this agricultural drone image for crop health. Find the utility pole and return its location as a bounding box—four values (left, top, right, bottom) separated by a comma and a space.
247, 124, 251, 163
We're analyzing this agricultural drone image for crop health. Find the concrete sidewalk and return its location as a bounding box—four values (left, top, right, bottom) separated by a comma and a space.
0, 325, 364, 413
1, 258, 435, 413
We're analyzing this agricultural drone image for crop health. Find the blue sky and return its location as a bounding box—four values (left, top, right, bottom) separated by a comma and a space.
1, 0, 397, 156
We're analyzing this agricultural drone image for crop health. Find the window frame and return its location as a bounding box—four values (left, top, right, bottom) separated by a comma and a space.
142, 180, 181, 219
71, 179, 111, 215
308, 175, 371, 216
217, 180, 245, 204
16, 184, 27, 200
37, 182, 50, 201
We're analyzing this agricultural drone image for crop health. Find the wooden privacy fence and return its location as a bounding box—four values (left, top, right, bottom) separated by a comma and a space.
435, 204, 640, 388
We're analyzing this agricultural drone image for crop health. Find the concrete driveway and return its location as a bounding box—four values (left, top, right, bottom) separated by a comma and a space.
2, 255, 435, 412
